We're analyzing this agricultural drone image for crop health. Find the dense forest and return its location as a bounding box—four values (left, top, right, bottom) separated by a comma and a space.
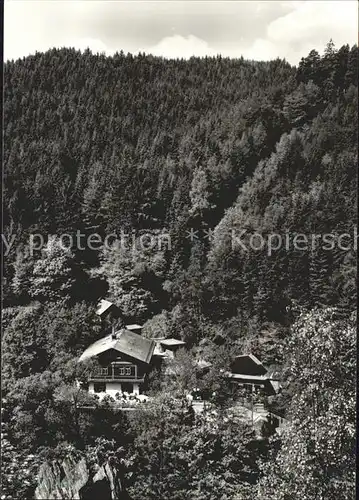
1, 40, 357, 499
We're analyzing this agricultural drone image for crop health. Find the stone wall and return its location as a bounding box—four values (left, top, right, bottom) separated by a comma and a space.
35, 454, 130, 500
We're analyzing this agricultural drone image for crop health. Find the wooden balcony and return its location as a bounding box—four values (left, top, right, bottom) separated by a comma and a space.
89, 362, 144, 382
89, 375, 145, 383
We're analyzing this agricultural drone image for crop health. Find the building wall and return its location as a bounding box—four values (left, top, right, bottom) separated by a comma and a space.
97, 352, 149, 379
104, 381, 123, 398
88, 381, 96, 395
88, 381, 140, 398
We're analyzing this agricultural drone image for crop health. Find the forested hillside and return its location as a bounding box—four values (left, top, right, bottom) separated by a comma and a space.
2, 41, 357, 499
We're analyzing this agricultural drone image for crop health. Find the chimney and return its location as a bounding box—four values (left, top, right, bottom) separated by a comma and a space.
111, 324, 117, 340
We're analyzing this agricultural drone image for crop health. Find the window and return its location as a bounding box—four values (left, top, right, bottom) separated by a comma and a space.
245, 384, 253, 395
121, 382, 133, 393
115, 364, 134, 377
94, 382, 106, 393
94, 367, 108, 377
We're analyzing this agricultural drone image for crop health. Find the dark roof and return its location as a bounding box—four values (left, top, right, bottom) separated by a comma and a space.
78, 328, 155, 364
231, 354, 267, 376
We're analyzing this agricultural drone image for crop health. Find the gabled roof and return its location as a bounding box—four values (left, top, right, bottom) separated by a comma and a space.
79, 334, 118, 361
160, 338, 186, 347
231, 354, 267, 376
96, 299, 116, 316
78, 328, 155, 364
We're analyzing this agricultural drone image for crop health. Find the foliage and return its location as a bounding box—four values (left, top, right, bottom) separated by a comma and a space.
1, 416, 40, 500
92, 236, 167, 321
256, 308, 356, 499
3, 42, 357, 328
127, 393, 266, 499
2, 300, 101, 389
1, 42, 357, 499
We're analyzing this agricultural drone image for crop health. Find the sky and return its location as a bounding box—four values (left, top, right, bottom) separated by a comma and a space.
4, 0, 358, 65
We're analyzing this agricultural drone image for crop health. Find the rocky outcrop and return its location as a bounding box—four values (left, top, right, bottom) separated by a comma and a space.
35, 455, 130, 499
35, 456, 89, 499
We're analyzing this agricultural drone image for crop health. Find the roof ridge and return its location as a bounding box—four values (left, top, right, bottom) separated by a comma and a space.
79, 327, 155, 364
